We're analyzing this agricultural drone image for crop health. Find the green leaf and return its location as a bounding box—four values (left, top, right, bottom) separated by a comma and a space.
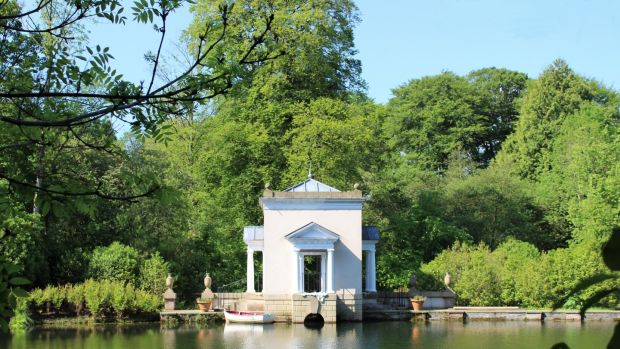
11, 287, 28, 298
9, 277, 30, 286
5, 264, 20, 275
0, 318, 8, 332
41, 200, 51, 216
7, 294, 16, 309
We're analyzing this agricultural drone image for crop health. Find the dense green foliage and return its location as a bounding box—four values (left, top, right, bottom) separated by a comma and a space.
28, 280, 161, 319
88, 242, 141, 284
1, 0, 618, 325
418, 240, 619, 308
139, 252, 170, 296
415, 62, 620, 308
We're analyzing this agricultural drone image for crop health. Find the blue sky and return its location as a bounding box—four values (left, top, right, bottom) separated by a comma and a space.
88, 0, 620, 104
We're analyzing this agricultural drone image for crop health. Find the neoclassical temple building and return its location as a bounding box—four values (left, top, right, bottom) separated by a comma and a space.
241, 174, 379, 322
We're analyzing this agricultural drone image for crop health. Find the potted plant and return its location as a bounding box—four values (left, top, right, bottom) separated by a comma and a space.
410, 295, 426, 311
196, 296, 213, 312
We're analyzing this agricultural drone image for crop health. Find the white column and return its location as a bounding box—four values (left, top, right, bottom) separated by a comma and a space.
292, 248, 302, 293
320, 253, 327, 292
365, 247, 377, 292
298, 251, 305, 293
326, 248, 334, 293
246, 248, 255, 293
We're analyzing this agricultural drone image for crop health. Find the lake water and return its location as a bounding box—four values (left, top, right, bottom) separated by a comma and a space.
1, 321, 612, 349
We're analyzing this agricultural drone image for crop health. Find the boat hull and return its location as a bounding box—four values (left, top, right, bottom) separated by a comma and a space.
224, 310, 275, 324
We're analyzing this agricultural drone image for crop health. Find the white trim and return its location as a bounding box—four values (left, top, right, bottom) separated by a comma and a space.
362, 240, 378, 251
286, 222, 339, 251
365, 249, 377, 293
245, 241, 263, 251
261, 198, 364, 210
246, 248, 255, 293
291, 242, 336, 250
299, 251, 327, 293
292, 248, 302, 293
326, 248, 334, 293
286, 222, 340, 241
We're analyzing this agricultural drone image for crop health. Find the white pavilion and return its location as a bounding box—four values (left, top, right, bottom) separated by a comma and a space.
241, 174, 379, 322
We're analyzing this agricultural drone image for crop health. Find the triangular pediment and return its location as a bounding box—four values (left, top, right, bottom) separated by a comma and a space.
285, 222, 340, 242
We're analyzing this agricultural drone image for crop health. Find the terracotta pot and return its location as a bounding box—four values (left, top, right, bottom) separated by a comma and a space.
197, 301, 212, 312
411, 300, 424, 311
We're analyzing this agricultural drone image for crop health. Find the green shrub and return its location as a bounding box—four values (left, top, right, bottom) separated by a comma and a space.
29, 288, 46, 307
421, 242, 519, 306
139, 252, 169, 296
88, 242, 141, 284
66, 283, 85, 315
29, 280, 163, 318
9, 297, 33, 333
84, 279, 110, 316
493, 239, 539, 305
418, 239, 618, 308
135, 289, 162, 313
110, 282, 137, 318
41, 285, 65, 311
515, 242, 619, 308
457, 247, 501, 306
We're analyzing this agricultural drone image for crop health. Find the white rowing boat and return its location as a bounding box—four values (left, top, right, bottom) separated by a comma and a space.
224, 310, 275, 324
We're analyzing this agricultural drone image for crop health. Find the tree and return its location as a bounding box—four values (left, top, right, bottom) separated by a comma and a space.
441, 166, 554, 249
537, 104, 620, 245
384, 72, 481, 172
282, 98, 383, 189
0, 0, 302, 328
496, 59, 616, 180
467, 68, 527, 165
187, 0, 364, 103
364, 162, 471, 289
383, 69, 526, 172
0, 0, 282, 199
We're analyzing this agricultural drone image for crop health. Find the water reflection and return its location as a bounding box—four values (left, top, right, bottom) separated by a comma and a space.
1, 321, 614, 349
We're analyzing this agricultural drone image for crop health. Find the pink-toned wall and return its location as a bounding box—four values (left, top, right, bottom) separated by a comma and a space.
262, 209, 362, 294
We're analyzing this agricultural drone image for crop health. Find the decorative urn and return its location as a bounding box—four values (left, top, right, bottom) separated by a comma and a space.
204, 272, 212, 289
444, 272, 451, 289
166, 274, 174, 289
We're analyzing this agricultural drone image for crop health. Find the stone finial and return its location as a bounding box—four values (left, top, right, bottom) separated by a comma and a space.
444, 272, 451, 289
201, 272, 215, 300
163, 274, 177, 311
204, 272, 212, 289
353, 183, 360, 190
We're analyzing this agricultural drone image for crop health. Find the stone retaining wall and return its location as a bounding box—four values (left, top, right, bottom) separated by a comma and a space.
291, 293, 337, 323
336, 289, 363, 321
363, 309, 620, 322
264, 294, 293, 322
